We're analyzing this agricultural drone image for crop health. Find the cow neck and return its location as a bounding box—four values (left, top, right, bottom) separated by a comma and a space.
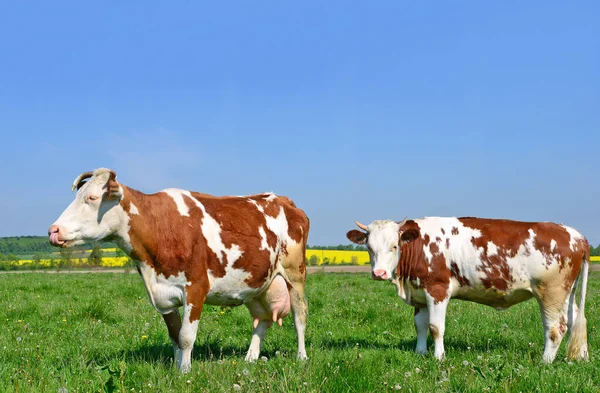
396, 237, 425, 282
118, 185, 160, 267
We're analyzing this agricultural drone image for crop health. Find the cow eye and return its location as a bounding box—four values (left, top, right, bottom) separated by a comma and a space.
392, 245, 398, 252
87, 195, 99, 202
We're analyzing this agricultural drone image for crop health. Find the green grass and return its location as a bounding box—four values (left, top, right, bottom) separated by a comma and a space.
1, 273, 599, 393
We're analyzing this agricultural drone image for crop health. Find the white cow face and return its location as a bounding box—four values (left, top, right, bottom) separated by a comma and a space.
347, 219, 417, 280
49, 168, 126, 248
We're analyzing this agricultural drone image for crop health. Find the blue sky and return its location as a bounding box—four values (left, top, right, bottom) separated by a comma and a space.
0, 1, 598, 246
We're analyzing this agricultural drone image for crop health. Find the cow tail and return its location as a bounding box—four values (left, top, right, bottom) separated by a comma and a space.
566, 255, 589, 360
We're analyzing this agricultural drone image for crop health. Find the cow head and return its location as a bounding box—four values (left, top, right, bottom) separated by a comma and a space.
346, 219, 419, 280
48, 168, 126, 248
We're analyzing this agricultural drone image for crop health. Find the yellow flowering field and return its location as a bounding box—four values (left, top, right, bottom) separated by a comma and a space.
16, 256, 130, 267
305, 249, 370, 265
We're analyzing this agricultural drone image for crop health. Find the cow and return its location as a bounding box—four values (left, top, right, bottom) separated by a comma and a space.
346, 217, 589, 363
49, 168, 310, 373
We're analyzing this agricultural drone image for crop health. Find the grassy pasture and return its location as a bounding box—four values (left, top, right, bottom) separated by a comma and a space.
1, 273, 599, 393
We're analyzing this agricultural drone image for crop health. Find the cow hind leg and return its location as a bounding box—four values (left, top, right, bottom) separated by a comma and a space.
162, 311, 183, 367
414, 307, 429, 354
287, 276, 308, 360
536, 290, 569, 363
244, 298, 273, 361
282, 244, 309, 360
245, 319, 271, 361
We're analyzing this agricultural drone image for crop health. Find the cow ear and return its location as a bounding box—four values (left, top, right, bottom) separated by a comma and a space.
106, 171, 122, 200
347, 230, 367, 245
400, 228, 420, 244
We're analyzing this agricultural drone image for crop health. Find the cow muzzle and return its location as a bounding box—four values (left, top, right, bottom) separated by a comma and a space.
372, 269, 389, 280
48, 225, 67, 247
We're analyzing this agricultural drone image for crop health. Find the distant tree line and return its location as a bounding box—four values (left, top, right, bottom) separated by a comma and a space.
0, 236, 114, 255
306, 244, 367, 251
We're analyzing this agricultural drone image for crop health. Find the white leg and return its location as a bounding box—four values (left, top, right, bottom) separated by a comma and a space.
426, 296, 449, 361
290, 288, 308, 360
178, 304, 200, 374
245, 320, 270, 362
414, 307, 429, 354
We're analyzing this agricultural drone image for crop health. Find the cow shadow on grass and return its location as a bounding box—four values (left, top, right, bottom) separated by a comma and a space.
318, 337, 416, 352
318, 335, 521, 355
89, 339, 286, 367
442, 335, 524, 353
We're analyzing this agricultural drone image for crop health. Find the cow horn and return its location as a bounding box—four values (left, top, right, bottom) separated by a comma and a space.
396, 217, 408, 227
355, 221, 368, 231
71, 171, 94, 192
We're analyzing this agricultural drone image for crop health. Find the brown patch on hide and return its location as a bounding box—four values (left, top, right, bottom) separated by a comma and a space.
429, 324, 440, 341
450, 262, 470, 287
550, 326, 562, 344
423, 241, 451, 304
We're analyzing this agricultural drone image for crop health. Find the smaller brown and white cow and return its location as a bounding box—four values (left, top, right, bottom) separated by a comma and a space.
347, 217, 589, 363
49, 168, 310, 373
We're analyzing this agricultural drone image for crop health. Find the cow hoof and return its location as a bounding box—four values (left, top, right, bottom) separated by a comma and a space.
179, 363, 192, 374
245, 352, 259, 362
415, 347, 427, 355
297, 352, 308, 361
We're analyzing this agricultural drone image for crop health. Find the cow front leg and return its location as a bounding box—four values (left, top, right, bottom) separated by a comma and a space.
414, 307, 429, 354
426, 296, 449, 361
178, 281, 208, 374
162, 311, 183, 367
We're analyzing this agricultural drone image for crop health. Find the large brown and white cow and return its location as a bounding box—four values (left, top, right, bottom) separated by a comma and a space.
49, 168, 310, 373
347, 217, 589, 363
